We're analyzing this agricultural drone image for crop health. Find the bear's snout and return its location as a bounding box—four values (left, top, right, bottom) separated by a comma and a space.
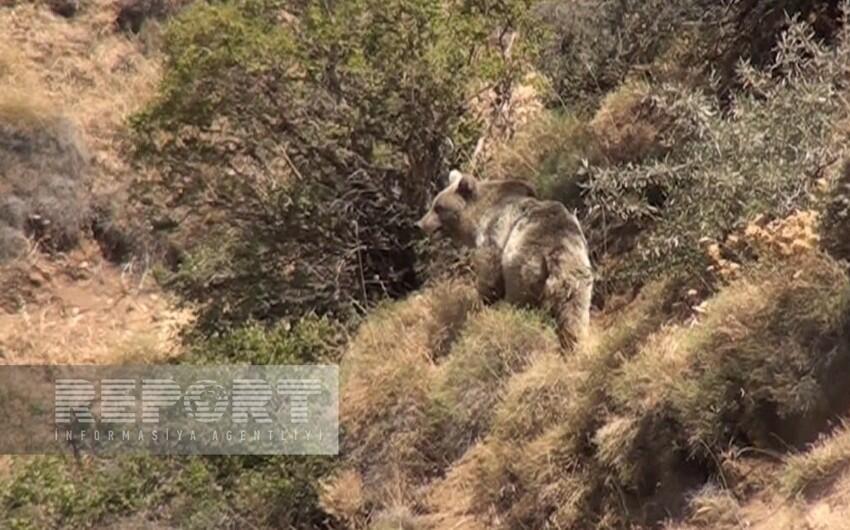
416, 212, 441, 234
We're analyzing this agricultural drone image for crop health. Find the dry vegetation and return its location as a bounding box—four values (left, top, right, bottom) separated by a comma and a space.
0, 0, 178, 367
328, 248, 850, 529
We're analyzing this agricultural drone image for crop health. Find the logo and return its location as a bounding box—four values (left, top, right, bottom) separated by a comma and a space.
0, 365, 338, 455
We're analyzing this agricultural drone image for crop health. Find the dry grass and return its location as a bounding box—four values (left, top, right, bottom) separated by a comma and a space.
335, 251, 850, 529
0, 0, 161, 195
430, 306, 558, 455
781, 421, 850, 497
684, 484, 742, 528
484, 111, 600, 182
0, 241, 191, 365
590, 80, 667, 164
612, 253, 850, 453
0, 0, 175, 368
337, 280, 479, 514
320, 468, 367, 529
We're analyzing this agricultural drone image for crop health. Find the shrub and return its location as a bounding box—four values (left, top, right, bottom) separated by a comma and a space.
532, 0, 711, 107
0, 225, 27, 263
533, 0, 845, 107
584, 19, 849, 291
116, 0, 188, 33
0, 454, 336, 529
46, 0, 79, 18
589, 80, 672, 164
184, 316, 342, 365
0, 196, 27, 230
0, 103, 92, 252
821, 160, 850, 263
0, 320, 342, 529
132, 0, 536, 333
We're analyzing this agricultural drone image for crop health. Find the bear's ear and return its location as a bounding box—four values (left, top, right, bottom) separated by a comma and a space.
456, 173, 477, 199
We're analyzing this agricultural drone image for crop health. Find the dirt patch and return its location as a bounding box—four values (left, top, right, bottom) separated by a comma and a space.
0, 242, 191, 365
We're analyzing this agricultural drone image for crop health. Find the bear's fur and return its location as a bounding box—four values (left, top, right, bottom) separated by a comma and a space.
418, 170, 593, 350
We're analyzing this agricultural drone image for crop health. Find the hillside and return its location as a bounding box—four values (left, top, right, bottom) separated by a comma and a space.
0, 0, 187, 367
1, 0, 850, 529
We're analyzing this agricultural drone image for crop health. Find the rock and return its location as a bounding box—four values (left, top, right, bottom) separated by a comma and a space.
0, 196, 28, 230
27, 271, 44, 286
0, 225, 27, 263
116, 0, 167, 33
47, 0, 80, 18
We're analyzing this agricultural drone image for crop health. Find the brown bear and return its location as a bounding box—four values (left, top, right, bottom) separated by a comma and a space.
417, 170, 593, 350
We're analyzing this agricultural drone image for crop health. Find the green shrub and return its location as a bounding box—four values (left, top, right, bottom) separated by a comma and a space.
132, 0, 536, 334
534, 0, 845, 107
0, 454, 336, 530
584, 19, 849, 291
0, 319, 342, 529
184, 316, 342, 365
822, 160, 850, 263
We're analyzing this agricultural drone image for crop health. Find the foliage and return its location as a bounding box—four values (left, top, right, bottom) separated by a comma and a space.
822, 160, 850, 263
132, 0, 535, 333
184, 316, 343, 365
533, 0, 844, 107
532, 0, 714, 107
0, 319, 341, 529
582, 19, 849, 291
0, 454, 336, 529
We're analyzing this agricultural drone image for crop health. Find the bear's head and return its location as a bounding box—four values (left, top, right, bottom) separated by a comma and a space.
416, 170, 479, 245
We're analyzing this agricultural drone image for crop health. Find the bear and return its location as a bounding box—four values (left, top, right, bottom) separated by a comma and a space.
417, 170, 593, 350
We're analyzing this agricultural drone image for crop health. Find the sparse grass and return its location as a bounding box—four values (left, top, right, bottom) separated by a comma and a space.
0, 243, 191, 365
686, 483, 741, 528
781, 421, 850, 497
